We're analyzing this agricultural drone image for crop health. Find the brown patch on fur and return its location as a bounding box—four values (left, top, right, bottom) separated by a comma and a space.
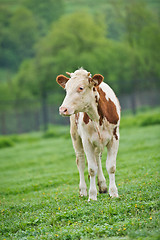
97, 87, 119, 125
83, 112, 90, 124
113, 127, 118, 140
76, 158, 79, 166
89, 168, 95, 177
109, 166, 116, 174
75, 113, 79, 126
93, 87, 96, 92
95, 95, 98, 103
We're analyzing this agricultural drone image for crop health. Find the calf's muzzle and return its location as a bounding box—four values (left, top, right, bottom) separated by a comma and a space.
59, 106, 68, 115
59, 106, 74, 116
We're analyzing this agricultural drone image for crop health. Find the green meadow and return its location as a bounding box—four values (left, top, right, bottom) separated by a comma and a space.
0, 111, 160, 240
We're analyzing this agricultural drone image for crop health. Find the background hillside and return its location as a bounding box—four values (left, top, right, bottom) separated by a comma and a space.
0, 0, 160, 134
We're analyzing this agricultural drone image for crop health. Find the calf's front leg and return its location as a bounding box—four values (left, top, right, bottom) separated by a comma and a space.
83, 140, 98, 201
76, 151, 87, 197
70, 118, 87, 197
106, 137, 119, 198
72, 138, 87, 197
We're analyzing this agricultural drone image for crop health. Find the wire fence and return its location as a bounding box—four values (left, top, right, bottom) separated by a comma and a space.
0, 90, 159, 135
0, 100, 69, 135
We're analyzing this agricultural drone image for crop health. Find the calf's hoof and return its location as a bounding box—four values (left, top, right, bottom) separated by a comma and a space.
109, 187, 119, 198
88, 196, 97, 202
99, 187, 108, 194
88, 190, 97, 201
79, 187, 87, 197
98, 180, 108, 194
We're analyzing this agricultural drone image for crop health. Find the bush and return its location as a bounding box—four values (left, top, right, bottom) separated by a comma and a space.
121, 109, 160, 128
0, 137, 14, 149
43, 125, 70, 139
140, 113, 160, 126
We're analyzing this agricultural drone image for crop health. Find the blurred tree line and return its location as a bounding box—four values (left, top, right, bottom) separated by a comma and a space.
0, 0, 160, 122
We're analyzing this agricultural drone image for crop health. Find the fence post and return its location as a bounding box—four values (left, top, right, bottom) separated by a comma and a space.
130, 92, 136, 115
34, 110, 40, 131
1, 111, 6, 135
41, 92, 48, 131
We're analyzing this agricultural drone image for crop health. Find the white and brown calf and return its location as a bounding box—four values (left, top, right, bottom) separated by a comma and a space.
56, 68, 120, 201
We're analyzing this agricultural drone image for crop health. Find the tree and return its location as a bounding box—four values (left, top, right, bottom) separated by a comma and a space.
14, 7, 160, 120
138, 23, 160, 89
35, 11, 107, 72
122, 1, 160, 113
14, 12, 108, 129
0, 7, 14, 69
24, 0, 64, 35
104, 2, 125, 41
0, 7, 38, 70
9, 7, 38, 69
14, 11, 140, 105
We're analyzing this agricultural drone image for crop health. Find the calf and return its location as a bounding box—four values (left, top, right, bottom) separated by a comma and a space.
56, 68, 120, 201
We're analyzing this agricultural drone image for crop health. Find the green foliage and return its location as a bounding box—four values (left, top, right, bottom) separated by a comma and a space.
120, 108, 160, 128
124, 1, 154, 47
104, 1, 125, 40
0, 82, 13, 101
0, 6, 38, 70
0, 122, 159, 239
9, 7, 38, 65
14, 11, 108, 99
0, 136, 14, 149
13, 2, 160, 102
140, 112, 160, 127
0, 0, 160, 110
0, 81, 16, 111
0, 0, 64, 71
0, 132, 42, 149
43, 125, 70, 139
123, 1, 160, 91
36, 11, 106, 71
24, 0, 64, 28
13, 59, 39, 98
0, 6, 14, 69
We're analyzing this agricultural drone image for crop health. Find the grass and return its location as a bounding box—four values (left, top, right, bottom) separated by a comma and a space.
0, 113, 160, 239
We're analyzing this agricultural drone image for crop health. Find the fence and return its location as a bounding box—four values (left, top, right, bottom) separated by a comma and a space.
0, 90, 159, 135
0, 99, 69, 135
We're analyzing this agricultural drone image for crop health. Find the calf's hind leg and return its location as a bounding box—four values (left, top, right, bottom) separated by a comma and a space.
106, 137, 119, 198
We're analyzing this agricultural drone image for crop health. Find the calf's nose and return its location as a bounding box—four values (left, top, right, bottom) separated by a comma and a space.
59, 106, 68, 115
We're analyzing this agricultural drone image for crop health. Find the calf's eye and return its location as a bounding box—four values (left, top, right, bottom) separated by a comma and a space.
77, 87, 84, 92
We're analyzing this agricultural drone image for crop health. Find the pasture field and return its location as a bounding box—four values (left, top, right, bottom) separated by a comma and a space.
0, 112, 160, 240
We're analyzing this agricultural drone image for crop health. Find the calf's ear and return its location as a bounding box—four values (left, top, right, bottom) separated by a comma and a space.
90, 74, 104, 87
56, 75, 69, 88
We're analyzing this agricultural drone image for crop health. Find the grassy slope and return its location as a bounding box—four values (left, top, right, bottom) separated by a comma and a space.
0, 122, 160, 239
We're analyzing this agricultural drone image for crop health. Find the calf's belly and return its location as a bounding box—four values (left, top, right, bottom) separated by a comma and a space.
78, 123, 112, 150
90, 131, 111, 149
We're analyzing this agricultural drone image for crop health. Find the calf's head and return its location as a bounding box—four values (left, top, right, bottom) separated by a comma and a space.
56, 68, 104, 116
